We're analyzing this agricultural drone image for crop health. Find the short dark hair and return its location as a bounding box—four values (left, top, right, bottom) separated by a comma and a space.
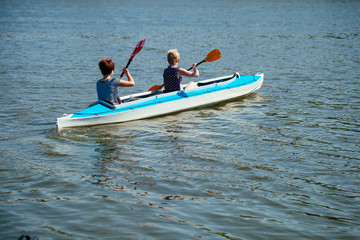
99, 58, 115, 76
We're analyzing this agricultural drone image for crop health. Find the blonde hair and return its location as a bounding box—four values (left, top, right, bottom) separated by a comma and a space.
167, 49, 180, 65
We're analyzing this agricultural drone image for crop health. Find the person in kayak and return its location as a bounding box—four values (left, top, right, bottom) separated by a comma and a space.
163, 49, 199, 92
97, 58, 135, 104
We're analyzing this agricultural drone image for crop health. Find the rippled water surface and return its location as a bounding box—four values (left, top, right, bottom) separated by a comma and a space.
1, 0, 359, 239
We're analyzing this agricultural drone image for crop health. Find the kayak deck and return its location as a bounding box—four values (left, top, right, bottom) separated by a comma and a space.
56, 73, 264, 129
73, 74, 260, 118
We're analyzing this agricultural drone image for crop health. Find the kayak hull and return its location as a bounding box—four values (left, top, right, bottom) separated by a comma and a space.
56, 73, 264, 129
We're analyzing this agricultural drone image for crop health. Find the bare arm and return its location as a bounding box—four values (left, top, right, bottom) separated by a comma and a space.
178, 63, 199, 78
119, 67, 135, 87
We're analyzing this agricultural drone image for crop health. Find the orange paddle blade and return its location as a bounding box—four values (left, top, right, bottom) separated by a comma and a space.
204, 49, 221, 62
148, 84, 163, 91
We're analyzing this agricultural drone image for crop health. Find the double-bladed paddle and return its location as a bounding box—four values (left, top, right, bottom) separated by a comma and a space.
148, 49, 222, 91
120, 38, 146, 78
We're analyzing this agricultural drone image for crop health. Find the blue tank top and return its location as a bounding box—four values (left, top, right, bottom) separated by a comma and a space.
163, 65, 182, 92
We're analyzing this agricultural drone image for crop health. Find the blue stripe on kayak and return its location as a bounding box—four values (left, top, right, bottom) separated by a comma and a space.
71, 75, 260, 118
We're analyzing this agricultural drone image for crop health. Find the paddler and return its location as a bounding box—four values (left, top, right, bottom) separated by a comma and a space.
97, 58, 135, 104
163, 49, 199, 93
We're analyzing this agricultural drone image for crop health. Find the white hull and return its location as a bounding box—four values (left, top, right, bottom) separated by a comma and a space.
57, 73, 264, 129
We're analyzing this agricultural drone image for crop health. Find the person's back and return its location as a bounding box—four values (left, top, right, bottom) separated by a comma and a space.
96, 77, 120, 104
97, 58, 135, 104
163, 65, 182, 92
162, 49, 199, 93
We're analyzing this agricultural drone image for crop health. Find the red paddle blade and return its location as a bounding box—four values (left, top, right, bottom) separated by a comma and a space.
130, 38, 146, 60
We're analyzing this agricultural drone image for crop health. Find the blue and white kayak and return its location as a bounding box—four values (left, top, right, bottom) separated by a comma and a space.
56, 72, 264, 129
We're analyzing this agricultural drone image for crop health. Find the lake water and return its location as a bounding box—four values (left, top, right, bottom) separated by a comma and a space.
1, 0, 359, 239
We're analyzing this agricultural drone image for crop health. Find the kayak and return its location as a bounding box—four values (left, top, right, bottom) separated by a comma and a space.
57, 72, 264, 129
56, 72, 264, 129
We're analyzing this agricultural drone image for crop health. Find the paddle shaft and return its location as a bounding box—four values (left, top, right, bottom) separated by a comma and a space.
187, 60, 205, 71
120, 59, 132, 78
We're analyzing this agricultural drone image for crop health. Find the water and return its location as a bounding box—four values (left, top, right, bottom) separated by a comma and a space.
1, 0, 359, 239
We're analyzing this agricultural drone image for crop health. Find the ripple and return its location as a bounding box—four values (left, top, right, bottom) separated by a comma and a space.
1, 0, 360, 239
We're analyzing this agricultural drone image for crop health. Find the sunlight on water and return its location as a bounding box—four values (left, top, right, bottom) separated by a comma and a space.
1, 0, 359, 239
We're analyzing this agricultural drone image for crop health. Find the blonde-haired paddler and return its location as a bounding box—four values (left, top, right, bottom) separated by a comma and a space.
163, 49, 199, 93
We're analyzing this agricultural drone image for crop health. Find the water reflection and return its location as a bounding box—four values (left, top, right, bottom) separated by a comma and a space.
49, 90, 360, 239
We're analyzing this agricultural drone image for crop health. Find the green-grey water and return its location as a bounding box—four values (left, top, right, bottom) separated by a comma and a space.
1, 0, 359, 239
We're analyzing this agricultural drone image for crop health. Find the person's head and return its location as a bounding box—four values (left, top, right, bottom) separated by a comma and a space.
167, 49, 180, 65
99, 58, 115, 76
